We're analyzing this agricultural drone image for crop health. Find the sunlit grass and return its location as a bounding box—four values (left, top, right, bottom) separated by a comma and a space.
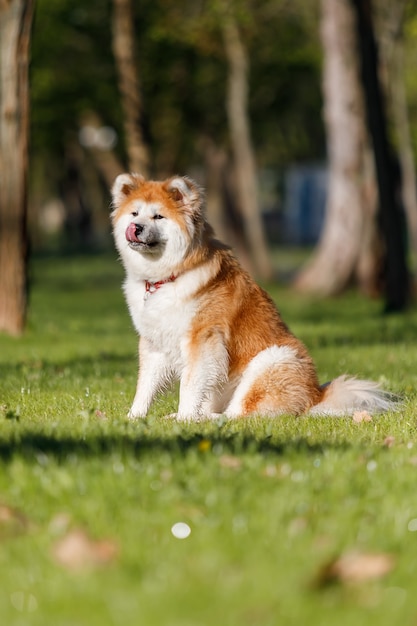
0, 252, 417, 626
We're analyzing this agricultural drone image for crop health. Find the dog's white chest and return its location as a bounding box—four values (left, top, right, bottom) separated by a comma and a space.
124, 276, 197, 370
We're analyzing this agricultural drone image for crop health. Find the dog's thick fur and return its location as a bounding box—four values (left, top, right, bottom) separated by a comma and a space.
111, 173, 394, 420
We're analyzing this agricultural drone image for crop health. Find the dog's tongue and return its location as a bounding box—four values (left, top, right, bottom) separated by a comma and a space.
126, 222, 139, 243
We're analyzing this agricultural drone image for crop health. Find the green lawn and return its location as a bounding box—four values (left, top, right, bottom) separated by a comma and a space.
1, 252, 417, 626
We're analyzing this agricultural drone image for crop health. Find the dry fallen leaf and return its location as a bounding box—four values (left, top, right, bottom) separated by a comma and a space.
0, 504, 30, 538
262, 464, 278, 478
383, 436, 395, 448
352, 411, 373, 423
219, 455, 243, 470
316, 551, 395, 587
52, 528, 118, 570
48, 512, 72, 535
288, 516, 308, 536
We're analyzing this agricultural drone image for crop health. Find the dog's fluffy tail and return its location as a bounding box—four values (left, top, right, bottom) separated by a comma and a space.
309, 375, 396, 416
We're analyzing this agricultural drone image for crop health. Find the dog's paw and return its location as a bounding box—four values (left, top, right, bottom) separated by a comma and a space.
127, 409, 147, 420
164, 412, 199, 422
164, 412, 179, 420
164, 412, 224, 422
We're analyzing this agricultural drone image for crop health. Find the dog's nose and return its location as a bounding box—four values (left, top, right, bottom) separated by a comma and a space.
135, 224, 144, 237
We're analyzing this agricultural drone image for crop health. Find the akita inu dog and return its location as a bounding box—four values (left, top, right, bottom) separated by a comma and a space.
111, 173, 394, 420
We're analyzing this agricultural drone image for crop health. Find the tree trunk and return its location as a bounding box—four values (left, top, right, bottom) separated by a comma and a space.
202, 137, 228, 242
201, 136, 256, 275
0, 0, 34, 335
354, 148, 386, 295
222, 17, 273, 281
111, 0, 150, 176
352, 0, 410, 311
389, 18, 417, 265
294, 0, 367, 294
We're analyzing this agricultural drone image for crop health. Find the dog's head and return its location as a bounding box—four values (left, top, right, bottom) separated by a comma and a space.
111, 173, 205, 278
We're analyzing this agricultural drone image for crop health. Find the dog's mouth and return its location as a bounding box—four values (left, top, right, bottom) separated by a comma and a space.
128, 240, 159, 250
126, 222, 160, 250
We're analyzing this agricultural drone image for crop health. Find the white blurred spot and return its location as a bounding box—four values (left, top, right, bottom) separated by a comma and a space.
232, 514, 248, 535
291, 471, 305, 482
112, 461, 124, 475
171, 522, 191, 539
79, 125, 117, 150
408, 518, 417, 532
280, 463, 291, 476
385, 586, 407, 608
10, 591, 37, 612
38, 198, 66, 235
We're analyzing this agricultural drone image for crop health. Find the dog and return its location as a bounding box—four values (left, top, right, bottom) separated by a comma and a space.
111, 172, 394, 420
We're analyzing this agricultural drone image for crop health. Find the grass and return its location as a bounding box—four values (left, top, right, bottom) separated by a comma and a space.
1, 251, 417, 626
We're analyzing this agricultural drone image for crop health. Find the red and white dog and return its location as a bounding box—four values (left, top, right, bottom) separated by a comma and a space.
111, 173, 393, 420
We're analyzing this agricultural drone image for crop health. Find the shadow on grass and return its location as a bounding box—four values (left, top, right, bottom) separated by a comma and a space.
0, 427, 351, 464
0, 353, 135, 380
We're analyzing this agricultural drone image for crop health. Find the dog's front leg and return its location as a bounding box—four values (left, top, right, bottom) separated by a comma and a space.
128, 337, 170, 419
176, 332, 228, 420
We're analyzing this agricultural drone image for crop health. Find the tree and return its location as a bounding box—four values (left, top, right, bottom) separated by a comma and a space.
222, 13, 273, 281
295, 0, 411, 308
375, 1, 417, 267
388, 4, 417, 266
111, 0, 150, 176
0, 0, 35, 335
294, 0, 369, 295
352, 0, 410, 311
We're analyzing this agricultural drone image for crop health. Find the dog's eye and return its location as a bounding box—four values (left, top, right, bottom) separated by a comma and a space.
131, 211, 138, 217
153, 214, 164, 220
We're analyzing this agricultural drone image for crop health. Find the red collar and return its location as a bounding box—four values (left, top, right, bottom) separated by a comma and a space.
144, 274, 177, 299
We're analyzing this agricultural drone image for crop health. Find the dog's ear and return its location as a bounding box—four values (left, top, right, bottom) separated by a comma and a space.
164, 176, 203, 211
111, 173, 144, 207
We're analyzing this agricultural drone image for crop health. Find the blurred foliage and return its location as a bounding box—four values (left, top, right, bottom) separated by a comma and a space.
31, 0, 121, 164
29, 0, 417, 250
30, 0, 324, 194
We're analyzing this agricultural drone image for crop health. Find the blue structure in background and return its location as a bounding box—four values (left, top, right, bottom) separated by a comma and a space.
282, 165, 328, 244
